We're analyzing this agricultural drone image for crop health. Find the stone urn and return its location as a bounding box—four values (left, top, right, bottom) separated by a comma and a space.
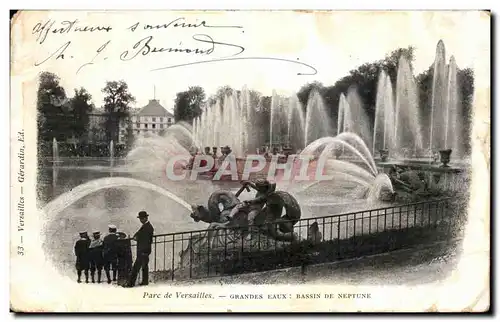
379, 149, 389, 162
282, 146, 293, 158
439, 149, 452, 168
221, 146, 230, 156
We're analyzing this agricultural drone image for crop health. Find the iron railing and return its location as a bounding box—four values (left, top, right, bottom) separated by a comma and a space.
132, 197, 454, 282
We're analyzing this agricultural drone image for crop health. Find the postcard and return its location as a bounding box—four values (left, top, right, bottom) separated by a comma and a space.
10, 10, 490, 312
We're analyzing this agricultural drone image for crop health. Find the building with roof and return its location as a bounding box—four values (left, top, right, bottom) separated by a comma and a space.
130, 99, 174, 137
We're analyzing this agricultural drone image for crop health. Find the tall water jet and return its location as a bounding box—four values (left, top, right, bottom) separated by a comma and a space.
240, 86, 251, 152
52, 138, 59, 188
286, 95, 306, 149
269, 90, 283, 148
52, 137, 59, 163
109, 140, 114, 167
305, 90, 331, 146
345, 86, 372, 148
430, 40, 447, 151
394, 56, 423, 158
373, 71, 395, 154
445, 56, 461, 158
337, 93, 348, 135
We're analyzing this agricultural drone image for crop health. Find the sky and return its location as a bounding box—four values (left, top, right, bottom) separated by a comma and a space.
12, 11, 490, 113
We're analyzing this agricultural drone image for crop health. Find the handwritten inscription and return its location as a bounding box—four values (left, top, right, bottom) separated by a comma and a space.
32, 19, 112, 44
127, 17, 243, 31
119, 34, 245, 61
31, 16, 317, 75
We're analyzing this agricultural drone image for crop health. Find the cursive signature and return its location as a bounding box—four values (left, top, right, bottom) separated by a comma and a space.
119, 34, 245, 61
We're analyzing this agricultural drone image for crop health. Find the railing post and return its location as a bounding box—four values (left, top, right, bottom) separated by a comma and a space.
306, 219, 311, 240
154, 236, 157, 272
337, 216, 341, 258
171, 235, 175, 281
413, 204, 417, 228
330, 217, 333, 241
368, 211, 372, 234
207, 230, 211, 278
353, 213, 356, 239
406, 205, 410, 230
189, 232, 193, 279
321, 218, 325, 242
399, 206, 402, 230
428, 203, 431, 227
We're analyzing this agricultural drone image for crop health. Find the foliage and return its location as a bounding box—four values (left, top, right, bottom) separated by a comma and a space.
174, 86, 206, 123
88, 125, 107, 143
36, 71, 69, 143
68, 87, 94, 142
101, 80, 136, 142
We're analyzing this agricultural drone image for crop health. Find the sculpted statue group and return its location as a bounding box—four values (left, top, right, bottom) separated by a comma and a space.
189, 179, 303, 249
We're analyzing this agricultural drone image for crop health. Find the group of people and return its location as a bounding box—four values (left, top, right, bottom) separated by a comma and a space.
74, 211, 154, 288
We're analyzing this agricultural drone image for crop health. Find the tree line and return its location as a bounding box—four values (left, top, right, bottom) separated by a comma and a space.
36, 72, 136, 157
36, 46, 475, 158
173, 47, 475, 155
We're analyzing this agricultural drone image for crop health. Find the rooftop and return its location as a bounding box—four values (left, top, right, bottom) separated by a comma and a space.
137, 99, 174, 117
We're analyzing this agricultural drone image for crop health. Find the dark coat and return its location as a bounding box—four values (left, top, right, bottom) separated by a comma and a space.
134, 221, 154, 255
102, 233, 119, 260
74, 238, 91, 269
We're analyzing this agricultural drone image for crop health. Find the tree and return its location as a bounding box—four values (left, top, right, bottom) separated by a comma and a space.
174, 86, 206, 123
297, 81, 324, 108
208, 85, 234, 106
101, 80, 136, 143
37, 71, 69, 144
294, 47, 416, 130
458, 68, 474, 156
68, 87, 94, 142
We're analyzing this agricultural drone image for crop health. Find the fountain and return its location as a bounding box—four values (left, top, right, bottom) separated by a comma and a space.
430, 40, 447, 152
52, 137, 59, 187
299, 132, 394, 201
373, 70, 395, 156
394, 56, 423, 158
109, 140, 114, 167
304, 90, 332, 146
345, 86, 372, 148
371, 40, 468, 164
52, 137, 59, 163
445, 56, 461, 158
286, 95, 306, 150
38, 38, 475, 283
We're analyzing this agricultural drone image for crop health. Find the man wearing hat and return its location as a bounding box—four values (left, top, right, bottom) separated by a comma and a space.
102, 224, 119, 284
74, 231, 91, 283
124, 211, 154, 287
88, 231, 104, 283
